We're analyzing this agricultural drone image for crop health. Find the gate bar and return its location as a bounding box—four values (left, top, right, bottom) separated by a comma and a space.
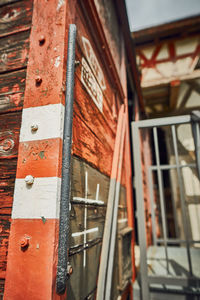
136, 115, 191, 128
153, 127, 169, 274
150, 163, 196, 170
171, 125, 193, 276
132, 122, 150, 300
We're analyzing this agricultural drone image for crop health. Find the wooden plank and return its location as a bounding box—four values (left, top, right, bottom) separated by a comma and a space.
0, 0, 33, 38
0, 69, 26, 114
72, 113, 114, 176
0, 30, 30, 73
74, 78, 116, 150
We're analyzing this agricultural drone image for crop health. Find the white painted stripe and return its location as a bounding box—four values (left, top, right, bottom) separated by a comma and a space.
72, 197, 104, 205
12, 177, 61, 219
19, 104, 65, 142
72, 227, 99, 237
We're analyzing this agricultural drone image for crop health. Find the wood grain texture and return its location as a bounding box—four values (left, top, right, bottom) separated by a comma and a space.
73, 113, 113, 177
0, 0, 33, 37
0, 112, 21, 279
0, 30, 30, 73
0, 69, 26, 114
0, 112, 21, 158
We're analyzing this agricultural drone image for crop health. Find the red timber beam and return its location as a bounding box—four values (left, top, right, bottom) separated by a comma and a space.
4, 1, 75, 299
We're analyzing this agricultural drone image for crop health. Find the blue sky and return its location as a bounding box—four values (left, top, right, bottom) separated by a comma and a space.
125, 0, 200, 32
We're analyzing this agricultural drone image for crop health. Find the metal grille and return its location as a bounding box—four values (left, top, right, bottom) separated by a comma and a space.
132, 115, 200, 299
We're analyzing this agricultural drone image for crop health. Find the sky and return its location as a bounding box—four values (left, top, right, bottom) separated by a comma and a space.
125, 0, 200, 32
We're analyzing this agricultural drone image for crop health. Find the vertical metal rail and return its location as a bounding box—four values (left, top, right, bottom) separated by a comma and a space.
153, 127, 169, 273
104, 114, 126, 299
56, 24, 76, 295
132, 123, 150, 300
148, 168, 157, 245
171, 125, 193, 276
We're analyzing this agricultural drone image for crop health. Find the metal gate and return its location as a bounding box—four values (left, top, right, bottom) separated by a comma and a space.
132, 114, 200, 299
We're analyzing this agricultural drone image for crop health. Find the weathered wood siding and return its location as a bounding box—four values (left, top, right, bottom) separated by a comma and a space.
0, 0, 33, 296
67, 2, 131, 299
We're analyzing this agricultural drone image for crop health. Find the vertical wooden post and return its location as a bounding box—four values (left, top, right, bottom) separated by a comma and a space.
4, 1, 70, 299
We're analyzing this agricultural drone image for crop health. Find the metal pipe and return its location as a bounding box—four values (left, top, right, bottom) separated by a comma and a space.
56, 24, 76, 295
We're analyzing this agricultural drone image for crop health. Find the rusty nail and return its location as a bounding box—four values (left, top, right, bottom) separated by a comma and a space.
39, 35, 45, 46
20, 236, 29, 248
31, 124, 38, 132
35, 76, 42, 86
67, 265, 73, 276
25, 175, 34, 185
75, 60, 80, 68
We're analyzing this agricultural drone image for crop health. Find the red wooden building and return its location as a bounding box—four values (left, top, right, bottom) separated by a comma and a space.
0, 1, 142, 299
